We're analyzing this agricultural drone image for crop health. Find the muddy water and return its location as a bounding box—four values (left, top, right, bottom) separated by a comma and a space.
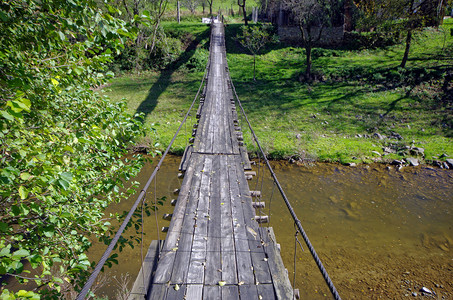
91, 156, 452, 299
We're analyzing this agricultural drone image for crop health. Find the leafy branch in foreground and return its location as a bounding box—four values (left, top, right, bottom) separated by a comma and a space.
0, 0, 150, 298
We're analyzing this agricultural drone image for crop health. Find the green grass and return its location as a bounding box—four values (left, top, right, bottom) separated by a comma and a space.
104, 19, 453, 164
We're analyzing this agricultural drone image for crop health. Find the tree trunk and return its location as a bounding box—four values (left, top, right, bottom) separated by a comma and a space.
253, 54, 256, 81
238, 0, 247, 25
344, 0, 353, 32
299, 24, 312, 80
306, 44, 312, 79
177, 1, 180, 23
400, 30, 412, 68
242, 5, 248, 25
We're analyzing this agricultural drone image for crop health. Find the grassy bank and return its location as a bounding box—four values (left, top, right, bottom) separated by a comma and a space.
103, 19, 452, 164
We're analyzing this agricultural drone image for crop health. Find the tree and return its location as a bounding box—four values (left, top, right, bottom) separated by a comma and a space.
118, 0, 169, 69
0, 0, 148, 297
206, 0, 213, 16
283, 0, 337, 80
183, 0, 200, 14
237, 24, 277, 81
354, 0, 452, 68
238, 0, 248, 25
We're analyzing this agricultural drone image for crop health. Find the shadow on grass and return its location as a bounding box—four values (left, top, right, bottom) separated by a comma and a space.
134, 27, 210, 121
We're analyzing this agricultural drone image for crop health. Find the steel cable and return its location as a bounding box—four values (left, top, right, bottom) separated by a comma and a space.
230, 77, 341, 300
76, 50, 211, 300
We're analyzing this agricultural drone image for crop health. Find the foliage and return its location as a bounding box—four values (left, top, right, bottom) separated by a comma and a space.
282, 0, 342, 79
354, 0, 453, 68
236, 23, 277, 80
182, 0, 200, 14
0, 0, 148, 297
112, 0, 170, 71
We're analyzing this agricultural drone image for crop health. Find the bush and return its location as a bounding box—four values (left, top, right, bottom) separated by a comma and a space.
0, 0, 146, 297
343, 31, 397, 50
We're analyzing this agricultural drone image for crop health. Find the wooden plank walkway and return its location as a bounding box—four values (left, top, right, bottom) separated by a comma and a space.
130, 23, 293, 300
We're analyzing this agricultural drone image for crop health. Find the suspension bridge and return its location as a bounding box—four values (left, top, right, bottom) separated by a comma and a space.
77, 22, 340, 300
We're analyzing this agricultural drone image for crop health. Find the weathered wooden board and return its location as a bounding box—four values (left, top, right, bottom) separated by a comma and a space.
260, 227, 295, 299
128, 240, 161, 300
179, 145, 193, 172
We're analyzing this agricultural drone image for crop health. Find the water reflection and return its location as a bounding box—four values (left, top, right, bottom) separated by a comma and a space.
90, 157, 452, 299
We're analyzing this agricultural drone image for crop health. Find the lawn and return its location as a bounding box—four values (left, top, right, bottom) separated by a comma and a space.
103, 18, 453, 164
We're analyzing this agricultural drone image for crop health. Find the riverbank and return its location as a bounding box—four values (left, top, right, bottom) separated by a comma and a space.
103, 19, 452, 166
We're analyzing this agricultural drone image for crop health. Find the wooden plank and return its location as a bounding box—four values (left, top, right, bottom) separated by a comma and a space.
221, 285, 239, 299
187, 156, 213, 284
204, 155, 222, 285
230, 155, 273, 285
260, 227, 294, 299
170, 156, 206, 283
204, 86, 215, 153
165, 284, 186, 299
239, 284, 259, 299
220, 74, 233, 154
179, 145, 193, 172
152, 154, 199, 284
257, 284, 277, 300
185, 284, 203, 300
128, 240, 160, 300
239, 147, 252, 171
203, 285, 221, 300
196, 103, 203, 119
219, 155, 237, 284
212, 90, 223, 154
228, 98, 240, 155
227, 155, 255, 285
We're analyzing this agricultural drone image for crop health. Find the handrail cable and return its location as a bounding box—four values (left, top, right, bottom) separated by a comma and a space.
230, 78, 342, 300
76, 48, 211, 300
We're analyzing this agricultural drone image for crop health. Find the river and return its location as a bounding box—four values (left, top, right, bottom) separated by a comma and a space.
90, 155, 452, 299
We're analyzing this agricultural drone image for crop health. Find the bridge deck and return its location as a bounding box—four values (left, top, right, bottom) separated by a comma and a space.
130, 23, 293, 300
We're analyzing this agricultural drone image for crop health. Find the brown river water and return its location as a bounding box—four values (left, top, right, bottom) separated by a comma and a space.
90, 155, 453, 299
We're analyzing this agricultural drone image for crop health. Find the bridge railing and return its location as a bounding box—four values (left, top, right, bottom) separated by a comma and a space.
75, 26, 216, 300
228, 71, 342, 300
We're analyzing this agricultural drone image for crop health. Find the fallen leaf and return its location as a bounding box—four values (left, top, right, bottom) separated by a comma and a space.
218, 281, 226, 286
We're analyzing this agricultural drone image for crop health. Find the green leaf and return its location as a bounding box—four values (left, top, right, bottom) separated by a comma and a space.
63, 145, 75, 153
12, 249, 30, 259
0, 244, 11, 256
51, 78, 59, 86
18, 186, 29, 199
58, 179, 70, 190
0, 222, 8, 233
0, 110, 14, 121
11, 205, 20, 216
57, 31, 65, 41
60, 172, 73, 182
73, 66, 84, 75
20, 172, 31, 180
